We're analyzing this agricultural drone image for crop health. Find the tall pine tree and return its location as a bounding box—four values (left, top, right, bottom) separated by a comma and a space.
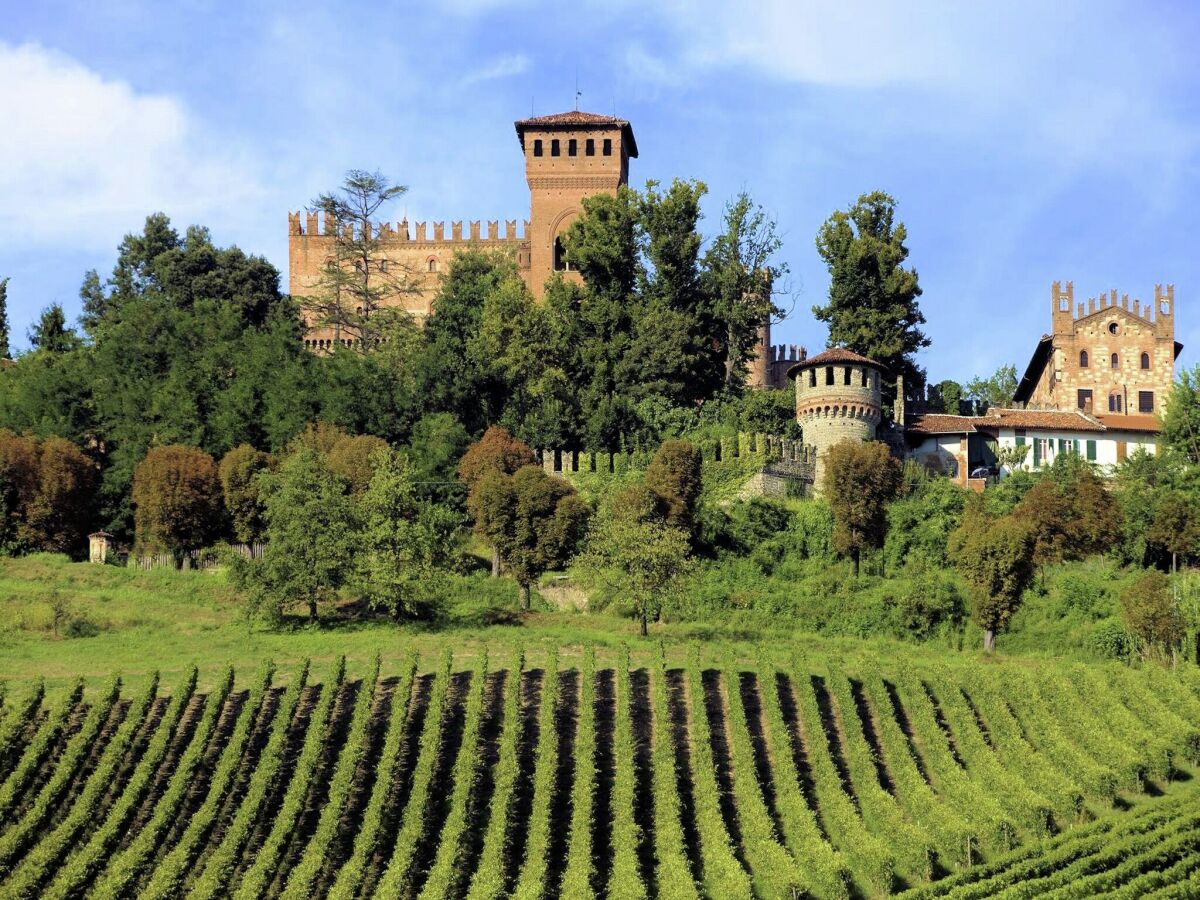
814, 190, 929, 402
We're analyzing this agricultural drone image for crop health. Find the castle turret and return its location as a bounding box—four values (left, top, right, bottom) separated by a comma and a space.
788, 347, 886, 491
514, 110, 637, 296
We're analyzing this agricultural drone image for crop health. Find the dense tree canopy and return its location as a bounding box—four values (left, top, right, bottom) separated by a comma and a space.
814, 191, 928, 400
823, 440, 904, 574
132, 445, 223, 561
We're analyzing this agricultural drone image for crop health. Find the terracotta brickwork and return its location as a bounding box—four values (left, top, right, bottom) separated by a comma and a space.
289, 110, 638, 351
1025, 281, 1176, 417
788, 348, 885, 490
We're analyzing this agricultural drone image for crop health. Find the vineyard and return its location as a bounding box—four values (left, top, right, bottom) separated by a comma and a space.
0, 647, 1198, 898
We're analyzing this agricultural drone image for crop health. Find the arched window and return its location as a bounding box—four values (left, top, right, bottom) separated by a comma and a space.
551, 138, 561, 156
1140, 352, 1150, 369
553, 236, 576, 272
1109, 391, 1122, 413
1110, 352, 1119, 369
1079, 350, 1088, 368
427, 258, 438, 273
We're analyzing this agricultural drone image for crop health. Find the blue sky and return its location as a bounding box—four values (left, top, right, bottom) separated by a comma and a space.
2, 1, 1198, 383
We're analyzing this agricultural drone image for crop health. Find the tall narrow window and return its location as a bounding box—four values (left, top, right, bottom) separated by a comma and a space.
808, 369, 816, 388
533, 139, 543, 157
568, 138, 577, 156
551, 139, 560, 156
603, 138, 612, 156
1079, 350, 1089, 368
427, 258, 438, 273
843, 367, 851, 385
861, 368, 869, 387
553, 236, 576, 272
1140, 352, 1150, 369
1110, 352, 1119, 369
1109, 392, 1122, 412
585, 138, 595, 156
825, 366, 834, 386
1139, 391, 1154, 413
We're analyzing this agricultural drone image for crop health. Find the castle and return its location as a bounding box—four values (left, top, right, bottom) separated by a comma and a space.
289, 109, 785, 384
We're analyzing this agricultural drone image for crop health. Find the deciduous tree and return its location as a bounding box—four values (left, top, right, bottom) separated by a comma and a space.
814, 191, 928, 400
459, 426, 537, 576
965, 365, 1019, 411
354, 447, 463, 620
0, 277, 10, 359
1120, 571, 1184, 662
238, 447, 357, 621
644, 439, 703, 536
1162, 365, 1200, 464
579, 514, 692, 636
132, 445, 223, 564
823, 440, 903, 575
24, 436, 95, 555
472, 466, 589, 609
1147, 491, 1200, 574
218, 444, 273, 544
948, 500, 1036, 652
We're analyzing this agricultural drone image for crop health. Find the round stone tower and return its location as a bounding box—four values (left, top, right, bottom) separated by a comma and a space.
787, 347, 886, 491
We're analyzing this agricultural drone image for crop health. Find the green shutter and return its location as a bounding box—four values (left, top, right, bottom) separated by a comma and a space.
1033, 438, 1041, 467
1086, 440, 1097, 461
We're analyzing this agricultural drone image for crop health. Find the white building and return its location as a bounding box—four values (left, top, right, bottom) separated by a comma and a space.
903, 408, 1159, 484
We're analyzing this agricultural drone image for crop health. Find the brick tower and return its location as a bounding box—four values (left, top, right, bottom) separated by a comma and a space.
788, 347, 885, 490
513, 111, 637, 295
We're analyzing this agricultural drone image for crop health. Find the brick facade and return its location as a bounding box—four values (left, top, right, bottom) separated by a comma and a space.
1016, 281, 1178, 418
289, 110, 777, 380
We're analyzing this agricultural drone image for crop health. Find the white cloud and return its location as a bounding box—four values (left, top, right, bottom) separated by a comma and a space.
460, 53, 531, 86
0, 41, 265, 249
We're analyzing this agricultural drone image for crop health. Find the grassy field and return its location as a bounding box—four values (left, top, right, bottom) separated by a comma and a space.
0, 554, 981, 692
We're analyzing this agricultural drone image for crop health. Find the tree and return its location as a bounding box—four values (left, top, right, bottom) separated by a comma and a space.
28, 304, 79, 354
327, 433, 390, 494
303, 170, 417, 348
1013, 457, 1121, 576
948, 501, 1036, 652
238, 447, 357, 621
644, 440, 703, 536
405, 412, 470, 503
354, 447, 463, 620
822, 440, 903, 575
459, 426, 537, 576
702, 193, 787, 389
0, 430, 40, 552
1162, 365, 1200, 464
814, 191, 928, 400
132, 445, 223, 564
472, 466, 590, 609
24, 437, 95, 556
0, 277, 10, 359
965, 364, 1019, 411
1120, 571, 1184, 662
218, 444, 273, 543
579, 515, 692, 636
934, 379, 964, 414
1148, 492, 1200, 574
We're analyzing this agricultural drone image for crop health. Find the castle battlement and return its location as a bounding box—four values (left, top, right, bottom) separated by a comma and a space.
1052, 279, 1175, 327
289, 210, 529, 244
767, 344, 806, 365
536, 432, 817, 477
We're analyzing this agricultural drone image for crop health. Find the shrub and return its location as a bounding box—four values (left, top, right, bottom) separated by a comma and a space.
1120, 571, 1184, 661
644, 439, 703, 534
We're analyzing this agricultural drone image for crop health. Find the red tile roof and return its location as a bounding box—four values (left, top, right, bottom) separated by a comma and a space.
786, 347, 885, 379
514, 111, 638, 156
977, 408, 1106, 432
906, 414, 978, 435
1095, 414, 1161, 433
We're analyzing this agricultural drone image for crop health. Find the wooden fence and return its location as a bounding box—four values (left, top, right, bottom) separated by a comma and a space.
130, 542, 265, 572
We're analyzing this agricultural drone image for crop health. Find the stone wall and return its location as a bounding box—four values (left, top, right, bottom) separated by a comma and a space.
793, 362, 883, 488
